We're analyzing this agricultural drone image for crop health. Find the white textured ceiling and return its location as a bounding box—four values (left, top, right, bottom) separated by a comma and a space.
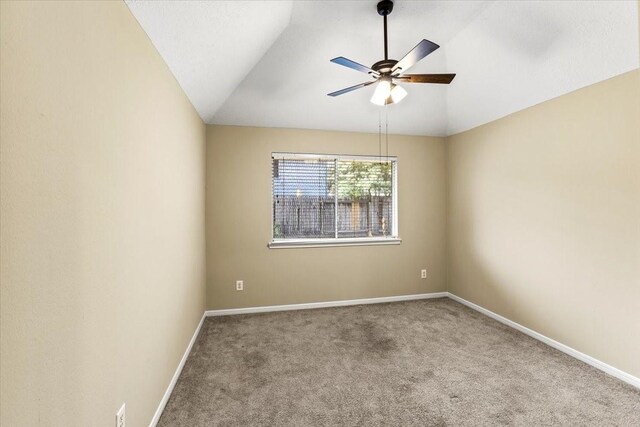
125, 0, 293, 123
126, 1, 639, 136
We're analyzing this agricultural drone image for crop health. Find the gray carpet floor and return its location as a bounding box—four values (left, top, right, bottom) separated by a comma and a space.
158, 298, 640, 426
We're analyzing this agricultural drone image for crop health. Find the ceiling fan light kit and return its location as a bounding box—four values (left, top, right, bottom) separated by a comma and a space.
370, 77, 407, 106
328, 0, 456, 106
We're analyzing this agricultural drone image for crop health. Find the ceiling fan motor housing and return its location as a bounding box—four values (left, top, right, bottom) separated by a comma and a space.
372, 59, 398, 75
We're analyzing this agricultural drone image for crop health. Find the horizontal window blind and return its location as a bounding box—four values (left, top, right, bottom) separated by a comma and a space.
272, 158, 336, 239
272, 153, 397, 241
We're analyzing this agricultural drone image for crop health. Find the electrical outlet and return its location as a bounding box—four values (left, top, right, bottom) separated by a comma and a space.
116, 403, 125, 427
421, 269, 427, 279
236, 280, 243, 291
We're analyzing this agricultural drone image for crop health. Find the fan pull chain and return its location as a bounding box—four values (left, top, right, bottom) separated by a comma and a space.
385, 107, 389, 163
378, 109, 382, 164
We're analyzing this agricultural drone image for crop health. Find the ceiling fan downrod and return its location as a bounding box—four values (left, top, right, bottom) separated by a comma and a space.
377, 0, 394, 61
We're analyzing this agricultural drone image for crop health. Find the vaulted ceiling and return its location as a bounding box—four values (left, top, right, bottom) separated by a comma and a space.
126, 0, 639, 136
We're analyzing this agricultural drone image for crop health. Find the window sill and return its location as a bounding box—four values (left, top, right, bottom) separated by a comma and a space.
268, 237, 402, 249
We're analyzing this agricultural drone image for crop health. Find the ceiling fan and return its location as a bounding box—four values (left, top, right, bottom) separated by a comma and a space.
328, 0, 455, 106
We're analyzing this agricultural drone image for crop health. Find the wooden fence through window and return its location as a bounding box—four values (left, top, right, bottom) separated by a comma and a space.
273, 195, 392, 238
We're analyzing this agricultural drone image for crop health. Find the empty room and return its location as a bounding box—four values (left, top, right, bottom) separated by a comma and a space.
1, 0, 639, 426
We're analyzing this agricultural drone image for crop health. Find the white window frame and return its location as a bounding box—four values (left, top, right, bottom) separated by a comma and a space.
269, 152, 401, 249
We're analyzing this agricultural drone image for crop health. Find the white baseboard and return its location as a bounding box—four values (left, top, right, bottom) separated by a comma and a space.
205, 292, 448, 317
149, 312, 206, 427
447, 292, 640, 390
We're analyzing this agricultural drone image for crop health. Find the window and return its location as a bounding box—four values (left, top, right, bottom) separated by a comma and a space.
269, 152, 400, 248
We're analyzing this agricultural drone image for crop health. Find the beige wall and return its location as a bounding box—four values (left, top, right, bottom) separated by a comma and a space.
206, 126, 447, 309
0, 2, 206, 426
446, 69, 640, 378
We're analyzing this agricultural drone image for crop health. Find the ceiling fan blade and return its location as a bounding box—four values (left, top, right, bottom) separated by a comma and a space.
391, 39, 440, 74
327, 81, 376, 97
330, 57, 378, 75
396, 73, 456, 84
